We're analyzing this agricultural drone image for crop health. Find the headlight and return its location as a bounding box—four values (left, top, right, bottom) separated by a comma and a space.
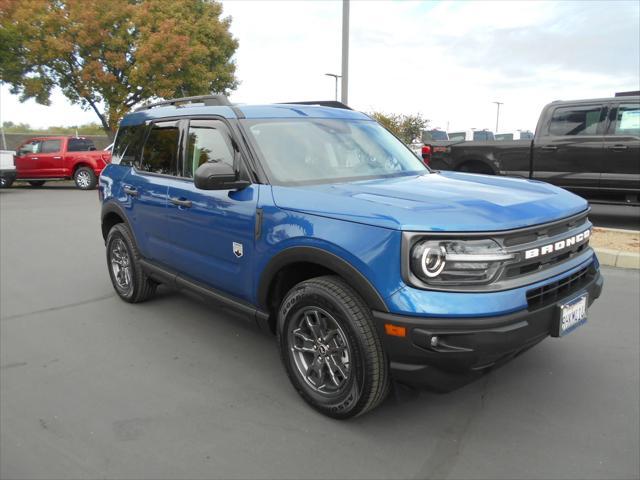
410, 239, 514, 286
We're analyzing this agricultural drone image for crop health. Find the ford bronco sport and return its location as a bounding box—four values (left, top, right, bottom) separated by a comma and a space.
99, 95, 603, 418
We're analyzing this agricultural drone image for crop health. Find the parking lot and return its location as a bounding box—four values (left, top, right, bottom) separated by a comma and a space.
1, 183, 639, 480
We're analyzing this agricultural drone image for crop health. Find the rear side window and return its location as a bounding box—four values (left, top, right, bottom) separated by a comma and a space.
112, 125, 146, 167
520, 131, 534, 140
67, 138, 96, 151
495, 133, 513, 141
18, 141, 40, 156
473, 131, 494, 141
612, 104, 640, 136
549, 105, 602, 136
41, 139, 61, 153
140, 121, 179, 175
449, 132, 466, 141
183, 120, 234, 178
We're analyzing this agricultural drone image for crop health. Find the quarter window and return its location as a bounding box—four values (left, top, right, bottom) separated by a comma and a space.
612, 104, 640, 136
549, 106, 602, 136
41, 139, 61, 153
140, 121, 180, 175
184, 120, 234, 178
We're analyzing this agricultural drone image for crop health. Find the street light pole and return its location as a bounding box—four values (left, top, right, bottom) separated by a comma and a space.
341, 0, 349, 105
325, 73, 341, 101
493, 101, 503, 133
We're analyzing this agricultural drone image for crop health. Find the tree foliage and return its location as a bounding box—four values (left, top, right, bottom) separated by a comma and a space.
369, 112, 429, 144
0, 0, 238, 138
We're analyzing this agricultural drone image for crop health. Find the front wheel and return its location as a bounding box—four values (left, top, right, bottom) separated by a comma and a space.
106, 223, 157, 303
277, 276, 390, 419
74, 167, 97, 190
28, 180, 46, 187
0, 176, 14, 188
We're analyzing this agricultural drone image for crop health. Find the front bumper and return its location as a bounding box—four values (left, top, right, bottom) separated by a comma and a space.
372, 267, 603, 390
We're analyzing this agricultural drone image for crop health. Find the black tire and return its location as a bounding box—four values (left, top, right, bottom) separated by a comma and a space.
74, 166, 97, 190
106, 223, 157, 303
0, 176, 14, 189
28, 180, 46, 187
456, 162, 494, 175
277, 275, 390, 419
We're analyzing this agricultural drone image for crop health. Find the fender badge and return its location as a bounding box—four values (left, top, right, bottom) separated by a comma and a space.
233, 242, 243, 258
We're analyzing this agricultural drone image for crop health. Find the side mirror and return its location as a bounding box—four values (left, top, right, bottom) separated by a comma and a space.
194, 161, 250, 190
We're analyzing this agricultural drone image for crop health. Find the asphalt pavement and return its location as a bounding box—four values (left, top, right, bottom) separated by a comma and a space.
1, 183, 639, 480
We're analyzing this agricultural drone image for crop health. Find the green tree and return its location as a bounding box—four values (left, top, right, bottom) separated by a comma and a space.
369, 111, 429, 144
0, 0, 238, 139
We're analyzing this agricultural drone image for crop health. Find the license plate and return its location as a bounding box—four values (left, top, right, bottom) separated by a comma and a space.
554, 293, 588, 337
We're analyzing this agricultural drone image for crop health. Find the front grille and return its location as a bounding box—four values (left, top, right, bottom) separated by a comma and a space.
526, 265, 593, 309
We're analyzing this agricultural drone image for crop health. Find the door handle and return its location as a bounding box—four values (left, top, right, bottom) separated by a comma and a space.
541, 146, 558, 151
170, 197, 192, 208
123, 186, 139, 197
606, 145, 629, 152
53, 156, 62, 159
30, 156, 40, 160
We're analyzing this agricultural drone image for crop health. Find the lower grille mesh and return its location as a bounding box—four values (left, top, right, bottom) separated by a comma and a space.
526, 265, 593, 309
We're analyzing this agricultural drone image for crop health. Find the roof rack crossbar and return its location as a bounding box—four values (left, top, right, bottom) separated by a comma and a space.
135, 95, 232, 111
278, 100, 352, 110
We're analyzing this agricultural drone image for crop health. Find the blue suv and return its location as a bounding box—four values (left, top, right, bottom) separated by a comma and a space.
100, 95, 603, 418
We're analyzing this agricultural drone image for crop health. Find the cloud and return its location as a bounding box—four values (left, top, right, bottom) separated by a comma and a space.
2, 0, 638, 133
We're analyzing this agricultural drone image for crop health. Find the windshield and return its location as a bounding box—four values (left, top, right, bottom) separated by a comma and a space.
244, 119, 427, 184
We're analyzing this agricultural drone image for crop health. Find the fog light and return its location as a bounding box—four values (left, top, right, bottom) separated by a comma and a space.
430, 336, 439, 347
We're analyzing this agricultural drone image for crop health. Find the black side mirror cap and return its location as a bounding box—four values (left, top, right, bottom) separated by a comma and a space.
194, 161, 250, 190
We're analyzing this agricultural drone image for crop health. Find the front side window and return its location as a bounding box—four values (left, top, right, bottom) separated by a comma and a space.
612, 104, 640, 136
520, 131, 534, 140
183, 120, 235, 178
244, 118, 427, 185
40, 139, 61, 153
67, 138, 96, 151
18, 141, 40, 156
140, 121, 179, 175
549, 105, 602, 136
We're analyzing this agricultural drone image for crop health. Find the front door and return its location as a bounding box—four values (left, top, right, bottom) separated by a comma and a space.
601, 101, 640, 196
532, 103, 605, 193
166, 119, 258, 303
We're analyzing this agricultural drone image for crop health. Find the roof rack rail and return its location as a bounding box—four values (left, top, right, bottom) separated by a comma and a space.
279, 100, 352, 110
135, 95, 232, 112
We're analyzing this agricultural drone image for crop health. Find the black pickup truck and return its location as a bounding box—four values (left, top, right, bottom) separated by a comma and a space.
425, 96, 640, 203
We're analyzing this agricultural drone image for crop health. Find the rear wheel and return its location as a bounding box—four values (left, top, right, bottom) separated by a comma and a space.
74, 167, 97, 190
28, 180, 46, 187
277, 275, 389, 419
106, 223, 157, 303
456, 162, 494, 175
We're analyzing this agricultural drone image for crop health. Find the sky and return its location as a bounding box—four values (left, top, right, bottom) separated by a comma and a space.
1, 0, 639, 133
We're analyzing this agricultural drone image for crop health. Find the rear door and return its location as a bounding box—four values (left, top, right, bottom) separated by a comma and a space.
166, 118, 258, 303
36, 139, 65, 176
532, 103, 605, 192
121, 121, 179, 265
601, 101, 640, 195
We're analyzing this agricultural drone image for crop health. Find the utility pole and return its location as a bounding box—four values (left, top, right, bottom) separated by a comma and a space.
341, 0, 349, 105
493, 101, 503, 133
325, 73, 341, 101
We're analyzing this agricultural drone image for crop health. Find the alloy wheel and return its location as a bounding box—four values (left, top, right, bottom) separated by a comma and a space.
288, 307, 352, 396
110, 238, 132, 292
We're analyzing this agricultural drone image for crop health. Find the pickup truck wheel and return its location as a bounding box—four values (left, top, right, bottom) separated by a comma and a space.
106, 223, 157, 303
277, 275, 390, 419
28, 181, 46, 187
0, 176, 14, 188
74, 167, 97, 190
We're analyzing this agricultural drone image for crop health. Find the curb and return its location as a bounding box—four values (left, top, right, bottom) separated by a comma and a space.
593, 247, 640, 269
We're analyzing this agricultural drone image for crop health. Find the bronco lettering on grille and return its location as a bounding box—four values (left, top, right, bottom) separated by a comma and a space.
524, 229, 590, 260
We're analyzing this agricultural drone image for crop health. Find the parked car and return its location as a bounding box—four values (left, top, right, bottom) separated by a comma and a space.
426, 96, 640, 203
495, 130, 534, 141
448, 129, 495, 141
421, 129, 449, 142
13, 136, 111, 190
0, 150, 17, 188
100, 95, 603, 418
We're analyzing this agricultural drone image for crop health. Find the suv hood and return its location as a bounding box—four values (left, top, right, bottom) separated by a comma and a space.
271, 171, 588, 232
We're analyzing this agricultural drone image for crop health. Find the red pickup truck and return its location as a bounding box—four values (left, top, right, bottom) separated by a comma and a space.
11, 136, 111, 190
